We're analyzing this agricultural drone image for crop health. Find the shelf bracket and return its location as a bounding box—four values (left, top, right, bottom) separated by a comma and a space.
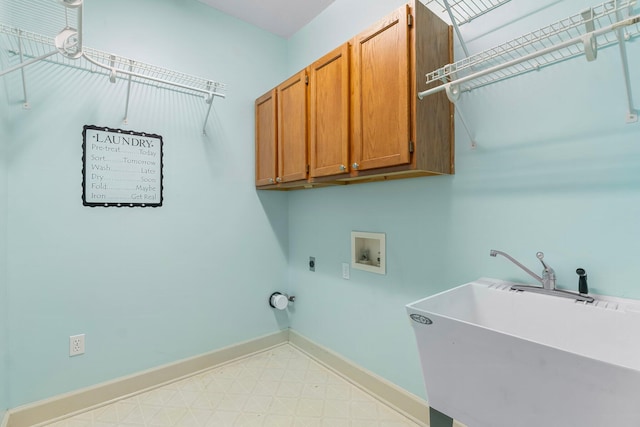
0, 48, 58, 78
108, 55, 117, 83
123, 59, 133, 124
614, 6, 638, 123
17, 30, 30, 109
455, 105, 477, 149
437, 70, 474, 147
581, 8, 597, 33
202, 81, 216, 135
616, 37, 638, 123
581, 33, 598, 61
444, 83, 461, 103
442, 0, 470, 58
581, 9, 598, 61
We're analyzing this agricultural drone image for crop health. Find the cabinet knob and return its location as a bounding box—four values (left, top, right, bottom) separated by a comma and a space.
352, 163, 359, 170
276, 177, 282, 183
269, 178, 274, 184
339, 164, 346, 172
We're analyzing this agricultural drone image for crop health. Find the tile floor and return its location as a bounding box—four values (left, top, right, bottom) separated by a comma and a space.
40, 344, 423, 427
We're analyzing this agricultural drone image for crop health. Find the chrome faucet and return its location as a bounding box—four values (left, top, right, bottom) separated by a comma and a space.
489, 250, 594, 303
535, 251, 556, 290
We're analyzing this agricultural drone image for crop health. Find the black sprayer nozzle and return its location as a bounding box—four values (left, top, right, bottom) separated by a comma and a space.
576, 268, 588, 294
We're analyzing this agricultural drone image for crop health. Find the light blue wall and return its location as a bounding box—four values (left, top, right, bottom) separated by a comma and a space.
0, 38, 9, 420
2, 0, 640, 414
2, 0, 289, 407
286, 0, 640, 400
0, 0, 10, 413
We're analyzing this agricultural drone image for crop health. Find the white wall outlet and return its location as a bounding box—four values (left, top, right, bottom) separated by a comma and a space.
342, 263, 350, 280
69, 334, 85, 356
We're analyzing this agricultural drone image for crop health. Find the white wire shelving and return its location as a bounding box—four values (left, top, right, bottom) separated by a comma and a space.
423, 0, 517, 146
425, 0, 513, 25
419, 0, 640, 124
0, 1, 226, 134
425, 0, 513, 57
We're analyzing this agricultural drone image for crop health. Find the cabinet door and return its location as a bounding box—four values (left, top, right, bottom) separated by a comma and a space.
309, 43, 350, 178
255, 89, 277, 186
352, 5, 411, 171
277, 70, 308, 183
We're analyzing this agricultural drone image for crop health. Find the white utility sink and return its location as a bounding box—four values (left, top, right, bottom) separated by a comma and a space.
407, 278, 640, 427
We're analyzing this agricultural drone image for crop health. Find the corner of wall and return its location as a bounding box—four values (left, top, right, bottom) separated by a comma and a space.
0, 69, 9, 419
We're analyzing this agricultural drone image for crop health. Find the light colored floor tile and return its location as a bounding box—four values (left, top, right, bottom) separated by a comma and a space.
295, 398, 324, 417
40, 344, 421, 427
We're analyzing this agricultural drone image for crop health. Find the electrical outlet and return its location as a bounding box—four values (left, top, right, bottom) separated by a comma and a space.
342, 263, 350, 280
70, 334, 85, 356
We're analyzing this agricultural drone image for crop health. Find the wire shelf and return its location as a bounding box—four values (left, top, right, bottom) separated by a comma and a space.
424, 0, 513, 26
422, 0, 640, 95
0, 23, 226, 98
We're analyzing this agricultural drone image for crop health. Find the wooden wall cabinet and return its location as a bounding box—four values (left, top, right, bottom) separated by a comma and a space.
255, 89, 277, 186
347, 0, 453, 182
255, 0, 453, 190
255, 70, 309, 188
309, 43, 351, 180
351, 5, 411, 173
277, 70, 309, 185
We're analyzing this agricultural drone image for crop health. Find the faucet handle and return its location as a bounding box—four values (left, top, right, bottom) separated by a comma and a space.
536, 251, 550, 271
536, 251, 556, 290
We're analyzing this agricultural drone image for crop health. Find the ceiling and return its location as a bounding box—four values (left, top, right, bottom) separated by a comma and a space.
197, 0, 336, 38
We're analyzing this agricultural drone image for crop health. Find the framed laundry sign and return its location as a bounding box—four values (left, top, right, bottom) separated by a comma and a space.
82, 125, 163, 207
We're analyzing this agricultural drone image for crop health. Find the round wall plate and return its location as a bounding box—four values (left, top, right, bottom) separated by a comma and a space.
54, 28, 82, 59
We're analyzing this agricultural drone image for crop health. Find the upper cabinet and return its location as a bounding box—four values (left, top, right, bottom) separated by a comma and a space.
255, 89, 277, 187
277, 70, 309, 185
255, 0, 453, 190
255, 71, 309, 188
309, 43, 351, 179
351, 5, 411, 172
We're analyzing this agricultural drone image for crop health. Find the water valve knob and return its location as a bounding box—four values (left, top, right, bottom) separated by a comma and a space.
269, 292, 289, 310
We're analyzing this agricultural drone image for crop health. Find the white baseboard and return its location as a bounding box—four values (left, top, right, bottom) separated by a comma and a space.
5, 328, 465, 427
5, 330, 289, 427
288, 329, 430, 426
288, 331, 468, 427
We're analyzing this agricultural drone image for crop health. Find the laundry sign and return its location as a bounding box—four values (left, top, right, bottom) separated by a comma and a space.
82, 125, 163, 207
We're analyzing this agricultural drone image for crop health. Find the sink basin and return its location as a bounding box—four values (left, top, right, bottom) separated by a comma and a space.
407, 277, 640, 427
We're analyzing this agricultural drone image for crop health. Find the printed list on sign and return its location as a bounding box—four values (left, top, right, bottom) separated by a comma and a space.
83, 126, 163, 207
